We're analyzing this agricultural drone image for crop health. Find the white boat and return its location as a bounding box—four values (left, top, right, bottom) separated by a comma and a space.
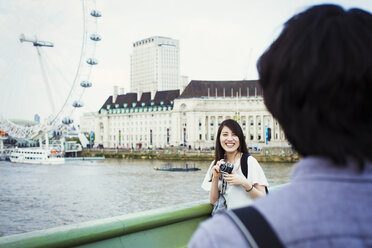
9, 147, 65, 165
0, 148, 13, 161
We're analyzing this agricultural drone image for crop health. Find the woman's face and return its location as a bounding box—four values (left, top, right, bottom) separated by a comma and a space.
220, 126, 240, 153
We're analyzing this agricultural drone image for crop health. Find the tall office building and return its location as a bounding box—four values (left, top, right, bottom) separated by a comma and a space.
130, 36, 180, 95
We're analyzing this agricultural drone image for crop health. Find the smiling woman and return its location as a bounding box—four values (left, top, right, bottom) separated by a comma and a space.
201, 119, 268, 214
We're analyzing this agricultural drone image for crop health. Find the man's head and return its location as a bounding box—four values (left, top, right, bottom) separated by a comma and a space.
257, 4, 372, 167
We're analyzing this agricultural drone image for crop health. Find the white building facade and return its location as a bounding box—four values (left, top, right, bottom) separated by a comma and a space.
80, 81, 288, 149
171, 98, 286, 149
130, 36, 180, 96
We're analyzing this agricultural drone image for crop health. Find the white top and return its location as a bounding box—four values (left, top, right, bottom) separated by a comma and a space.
201, 155, 269, 209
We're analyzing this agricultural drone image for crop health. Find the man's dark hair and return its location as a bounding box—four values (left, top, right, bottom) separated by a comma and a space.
214, 119, 248, 165
257, 4, 372, 168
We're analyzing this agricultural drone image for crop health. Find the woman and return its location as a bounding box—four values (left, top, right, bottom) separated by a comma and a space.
201, 119, 268, 211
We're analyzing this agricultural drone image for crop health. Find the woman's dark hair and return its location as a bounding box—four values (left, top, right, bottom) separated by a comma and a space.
257, 4, 372, 168
213, 119, 248, 165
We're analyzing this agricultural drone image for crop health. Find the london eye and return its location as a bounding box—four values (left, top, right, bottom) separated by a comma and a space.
0, 0, 101, 143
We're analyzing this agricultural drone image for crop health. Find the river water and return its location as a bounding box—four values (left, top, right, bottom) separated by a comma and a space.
0, 159, 295, 237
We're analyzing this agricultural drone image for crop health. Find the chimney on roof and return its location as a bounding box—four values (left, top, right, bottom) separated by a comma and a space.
113, 86, 118, 103
180, 75, 189, 94
255, 87, 257, 98
215, 88, 218, 98
120, 87, 125, 95
151, 90, 156, 101
208, 88, 210, 98
138, 91, 142, 102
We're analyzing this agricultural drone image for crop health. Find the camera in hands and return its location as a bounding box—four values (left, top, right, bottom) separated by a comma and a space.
219, 162, 234, 174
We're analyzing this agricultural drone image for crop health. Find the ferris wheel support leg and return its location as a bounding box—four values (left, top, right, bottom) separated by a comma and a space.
45, 133, 49, 150
36, 47, 56, 114
0, 139, 3, 154
61, 136, 66, 153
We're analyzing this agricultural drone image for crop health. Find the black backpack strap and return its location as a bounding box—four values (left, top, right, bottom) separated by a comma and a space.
225, 206, 284, 248
241, 153, 249, 178
241, 153, 269, 195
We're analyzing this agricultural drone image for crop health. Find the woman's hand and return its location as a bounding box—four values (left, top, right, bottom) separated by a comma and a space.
209, 160, 224, 205
223, 172, 247, 186
212, 160, 223, 179
224, 173, 266, 199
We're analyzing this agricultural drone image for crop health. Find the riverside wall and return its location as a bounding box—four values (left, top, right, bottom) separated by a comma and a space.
79, 147, 299, 163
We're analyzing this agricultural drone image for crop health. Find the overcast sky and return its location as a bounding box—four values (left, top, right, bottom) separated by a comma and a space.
0, 0, 371, 123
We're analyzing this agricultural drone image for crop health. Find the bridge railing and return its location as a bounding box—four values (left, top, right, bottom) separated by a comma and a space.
0, 200, 212, 248
0, 185, 287, 248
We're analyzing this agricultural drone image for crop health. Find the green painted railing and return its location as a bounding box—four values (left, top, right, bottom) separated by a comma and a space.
0, 185, 287, 248
0, 200, 213, 248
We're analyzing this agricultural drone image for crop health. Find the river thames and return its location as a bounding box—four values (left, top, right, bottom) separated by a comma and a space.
0, 159, 295, 237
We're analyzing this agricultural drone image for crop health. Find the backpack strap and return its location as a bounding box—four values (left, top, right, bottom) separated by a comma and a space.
241, 153, 269, 194
225, 206, 284, 248
241, 153, 249, 178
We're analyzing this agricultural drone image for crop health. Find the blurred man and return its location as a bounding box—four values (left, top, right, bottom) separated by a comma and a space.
189, 4, 372, 248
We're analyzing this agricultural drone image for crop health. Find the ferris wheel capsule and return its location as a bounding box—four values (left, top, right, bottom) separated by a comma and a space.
80, 81, 92, 88
62, 117, 73, 125
90, 34, 101, 41
90, 10, 102, 17
72, 101, 84, 108
86, 58, 98, 65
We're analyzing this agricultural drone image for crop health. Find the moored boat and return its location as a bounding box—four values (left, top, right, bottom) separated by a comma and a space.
154, 162, 201, 172
9, 147, 65, 165
154, 167, 201, 172
0, 148, 13, 161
